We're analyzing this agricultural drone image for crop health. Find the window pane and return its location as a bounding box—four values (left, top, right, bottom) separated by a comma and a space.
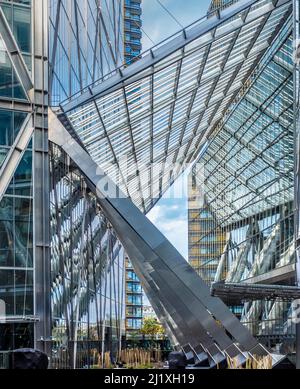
13, 7, 31, 53
0, 110, 13, 146
0, 270, 14, 315
0, 198, 14, 267
15, 270, 33, 315
10, 149, 32, 196
0, 50, 13, 98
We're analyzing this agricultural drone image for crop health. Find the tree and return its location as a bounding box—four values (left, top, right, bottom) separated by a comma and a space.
140, 318, 164, 338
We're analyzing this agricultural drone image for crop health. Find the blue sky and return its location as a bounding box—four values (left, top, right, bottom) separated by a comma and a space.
144, 0, 212, 259
142, 0, 212, 50
148, 171, 191, 259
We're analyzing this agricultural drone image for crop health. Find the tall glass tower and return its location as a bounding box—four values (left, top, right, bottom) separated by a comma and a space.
188, 171, 227, 285
0, 0, 126, 369
124, 0, 142, 65
0, 0, 49, 364
123, 0, 144, 338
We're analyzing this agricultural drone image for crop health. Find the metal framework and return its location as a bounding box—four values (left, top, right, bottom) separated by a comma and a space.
211, 282, 300, 305
0, 0, 296, 368
179, 0, 299, 362
293, 0, 300, 369
49, 108, 283, 367
188, 18, 295, 292
58, 0, 292, 213
49, 142, 125, 369
0, 114, 33, 203
42, 0, 299, 368
0, 0, 50, 356
190, 28, 294, 227
49, 0, 124, 105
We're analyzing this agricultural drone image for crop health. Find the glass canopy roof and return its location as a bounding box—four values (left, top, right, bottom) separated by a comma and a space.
60, 0, 292, 213
194, 29, 294, 227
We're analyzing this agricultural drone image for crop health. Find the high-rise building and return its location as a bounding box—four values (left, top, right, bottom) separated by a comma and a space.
125, 257, 143, 335
124, 0, 142, 65
188, 172, 227, 285
0, 0, 125, 369
123, 0, 144, 337
0, 0, 48, 365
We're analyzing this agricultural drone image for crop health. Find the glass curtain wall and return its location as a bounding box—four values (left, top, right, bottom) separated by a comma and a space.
49, 142, 125, 369
191, 21, 296, 351
48, 0, 126, 368
0, 0, 34, 362
188, 173, 226, 285
123, 0, 144, 338
49, 0, 124, 105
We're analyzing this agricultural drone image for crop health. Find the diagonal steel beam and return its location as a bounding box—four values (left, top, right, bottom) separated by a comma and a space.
49, 109, 273, 360
0, 114, 34, 203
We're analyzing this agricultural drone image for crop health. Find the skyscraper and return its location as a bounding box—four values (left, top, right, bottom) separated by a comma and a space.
188, 171, 227, 285
0, 0, 49, 363
0, 0, 126, 369
123, 0, 144, 338
125, 257, 143, 336
124, 0, 142, 65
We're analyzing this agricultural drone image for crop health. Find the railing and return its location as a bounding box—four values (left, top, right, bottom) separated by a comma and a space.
242, 314, 296, 351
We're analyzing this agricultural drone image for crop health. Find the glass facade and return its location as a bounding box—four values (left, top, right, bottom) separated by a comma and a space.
1, 0, 126, 369
1, 0, 300, 368
0, 0, 34, 358
191, 17, 296, 349
0, 0, 30, 100
48, 0, 126, 368
209, 0, 239, 12
188, 172, 226, 285
49, 142, 125, 369
57, 0, 294, 358
63, 0, 291, 213
49, 0, 124, 105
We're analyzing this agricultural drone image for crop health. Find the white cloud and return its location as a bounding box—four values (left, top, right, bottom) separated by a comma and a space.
147, 199, 188, 260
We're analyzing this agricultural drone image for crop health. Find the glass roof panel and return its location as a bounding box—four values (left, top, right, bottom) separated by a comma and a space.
62, 0, 292, 213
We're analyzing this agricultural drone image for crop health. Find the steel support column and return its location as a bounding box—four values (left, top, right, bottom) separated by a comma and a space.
32, 0, 51, 356
294, 0, 300, 370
